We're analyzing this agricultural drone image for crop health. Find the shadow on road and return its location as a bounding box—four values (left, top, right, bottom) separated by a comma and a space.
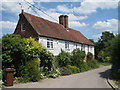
99, 69, 111, 79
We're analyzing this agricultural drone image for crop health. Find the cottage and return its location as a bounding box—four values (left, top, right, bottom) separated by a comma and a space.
14, 10, 94, 56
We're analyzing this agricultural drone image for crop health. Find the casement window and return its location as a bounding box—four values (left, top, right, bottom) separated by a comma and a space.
81, 44, 85, 51
21, 23, 26, 32
65, 41, 69, 49
47, 39, 53, 48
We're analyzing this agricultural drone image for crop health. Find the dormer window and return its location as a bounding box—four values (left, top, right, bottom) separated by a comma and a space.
21, 23, 25, 32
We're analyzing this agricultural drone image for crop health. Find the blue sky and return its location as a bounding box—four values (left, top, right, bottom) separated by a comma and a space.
1, 0, 119, 41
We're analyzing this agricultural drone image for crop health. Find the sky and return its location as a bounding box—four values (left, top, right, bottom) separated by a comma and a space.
0, 0, 119, 41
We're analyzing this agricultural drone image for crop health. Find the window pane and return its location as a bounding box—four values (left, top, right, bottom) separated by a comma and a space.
65, 42, 69, 49
21, 23, 25, 32
51, 42, 53, 48
47, 42, 50, 48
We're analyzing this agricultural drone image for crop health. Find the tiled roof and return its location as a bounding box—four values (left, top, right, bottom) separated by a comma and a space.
22, 12, 94, 45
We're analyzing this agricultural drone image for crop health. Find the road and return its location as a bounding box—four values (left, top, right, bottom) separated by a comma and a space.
7, 65, 112, 88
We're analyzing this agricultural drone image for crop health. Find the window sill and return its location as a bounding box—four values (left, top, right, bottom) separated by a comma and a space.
65, 48, 70, 50
47, 48, 54, 50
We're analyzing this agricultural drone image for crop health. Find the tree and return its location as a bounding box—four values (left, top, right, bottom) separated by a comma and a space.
89, 39, 94, 44
95, 31, 114, 59
109, 34, 120, 79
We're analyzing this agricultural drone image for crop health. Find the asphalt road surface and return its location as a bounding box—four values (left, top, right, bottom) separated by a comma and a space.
7, 65, 112, 88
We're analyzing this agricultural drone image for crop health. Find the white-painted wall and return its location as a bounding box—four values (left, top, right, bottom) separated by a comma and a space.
39, 36, 94, 56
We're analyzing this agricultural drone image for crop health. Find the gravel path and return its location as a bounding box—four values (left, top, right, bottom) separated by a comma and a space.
6, 65, 112, 88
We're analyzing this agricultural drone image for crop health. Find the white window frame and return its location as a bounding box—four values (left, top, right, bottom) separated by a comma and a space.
47, 39, 53, 49
65, 41, 69, 49
21, 23, 26, 32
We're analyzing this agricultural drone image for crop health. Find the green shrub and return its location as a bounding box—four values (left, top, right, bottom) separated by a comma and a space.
105, 56, 111, 62
79, 62, 90, 72
97, 49, 111, 63
2, 34, 25, 68
67, 65, 80, 74
40, 50, 54, 75
18, 58, 41, 82
88, 60, 99, 69
111, 69, 120, 79
97, 50, 106, 62
59, 67, 72, 76
23, 37, 44, 62
87, 52, 93, 61
2, 34, 46, 80
56, 50, 71, 67
71, 48, 86, 67
0, 70, 2, 80
47, 68, 60, 78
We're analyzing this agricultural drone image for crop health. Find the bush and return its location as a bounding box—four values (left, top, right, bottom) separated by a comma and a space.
23, 37, 44, 62
2, 34, 47, 81
40, 50, 54, 75
56, 50, 71, 67
97, 49, 111, 63
2, 34, 44, 70
97, 50, 106, 62
0, 70, 2, 80
88, 60, 99, 69
59, 67, 72, 76
71, 48, 86, 67
79, 62, 90, 72
47, 68, 60, 78
2, 34, 25, 68
18, 58, 41, 82
67, 65, 80, 74
111, 69, 120, 79
87, 52, 93, 61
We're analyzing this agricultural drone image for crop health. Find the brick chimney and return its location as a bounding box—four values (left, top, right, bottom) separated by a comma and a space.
59, 15, 68, 28
64, 15, 68, 28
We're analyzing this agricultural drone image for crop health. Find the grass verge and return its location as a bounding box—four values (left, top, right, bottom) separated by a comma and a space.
99, 62, 111, 66
115, 80, 120, 89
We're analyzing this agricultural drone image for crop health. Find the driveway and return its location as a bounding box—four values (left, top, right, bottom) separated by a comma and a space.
6, 65, 112, 88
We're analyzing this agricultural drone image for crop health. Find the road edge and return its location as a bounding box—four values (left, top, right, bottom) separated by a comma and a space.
107, 76, 119, 90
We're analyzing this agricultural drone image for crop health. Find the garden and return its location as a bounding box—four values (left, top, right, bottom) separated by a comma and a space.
1, 34, 99, 83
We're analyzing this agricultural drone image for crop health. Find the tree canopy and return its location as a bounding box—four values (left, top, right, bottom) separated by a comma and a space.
95, 31, 114, 59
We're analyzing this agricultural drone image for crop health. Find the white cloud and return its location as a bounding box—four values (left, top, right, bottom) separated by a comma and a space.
0, 21, 17, 30
93, 19, 118, 32
69, 21, 87, 27
1, 0, 34, 15
77, 0, 118, 14
68, 14, 88, 21
54, 0, 118, 14
92, 33, 102, 39
39, 10, 88, 28
56, 4, 71, 13
1, 0, 83, 2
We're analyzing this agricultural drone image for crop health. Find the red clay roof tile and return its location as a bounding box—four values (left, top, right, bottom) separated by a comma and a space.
22, 12, 94, 45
